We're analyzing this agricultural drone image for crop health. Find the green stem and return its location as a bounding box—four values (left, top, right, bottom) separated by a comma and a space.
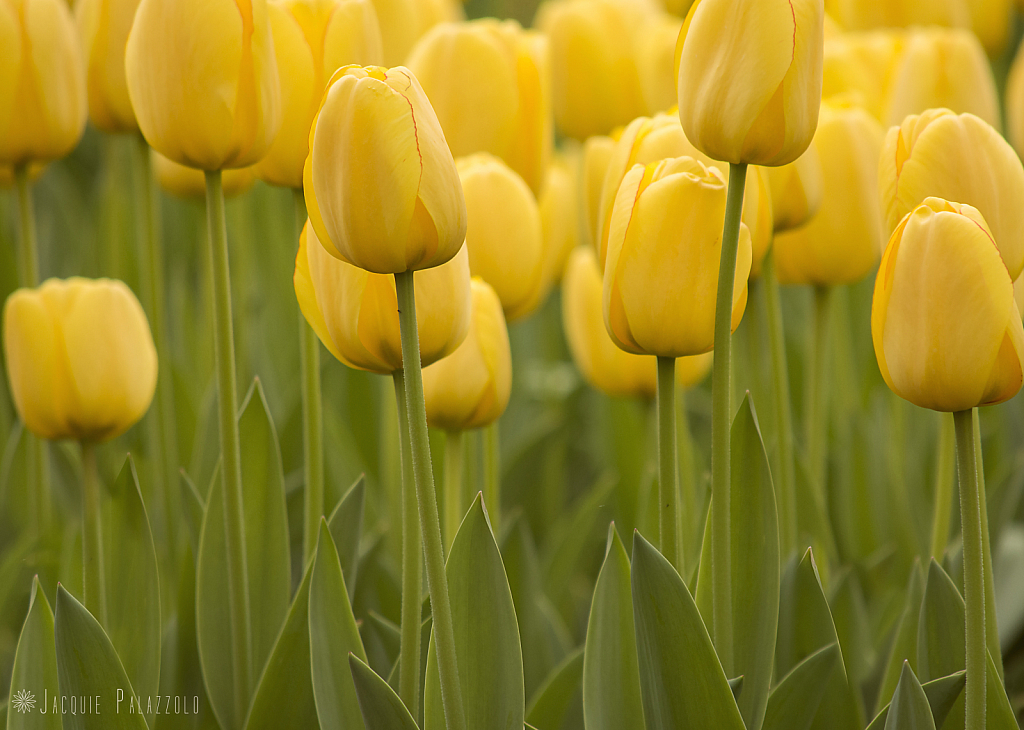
204, 170, 252, 723
954, 409, 986, 730
394, 270, 466, 730
973, 409, 1003, 680
711, 162, 746, 672
657, 356, 679, 568
929, 413, 955, 560
81, 442, 107, 627
805, 285, 833, 504
444, 430, 464, 555
394, 370, 423, 717
763, 250, 796, 555
483, 422, 500, 533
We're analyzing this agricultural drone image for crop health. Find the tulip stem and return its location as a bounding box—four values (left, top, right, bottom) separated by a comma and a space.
953, 408, 986, 730
393, 370, 423, 718
483, 423, 501, 535
677, 388, 696, 572
805, 285, 833, 507
204, 170, 252, 725
710, 162, 746, 672
444, 430, 464, 555
80, 442, 107, 628
929, 413, 955, 560
973, 409, 1002, 679
656, 356, 679, 568
394, 270, 467, 730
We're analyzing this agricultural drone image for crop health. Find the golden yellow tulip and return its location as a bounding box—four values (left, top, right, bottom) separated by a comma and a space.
884, 27, 998, 129
535, 0, 650, 140
304, 65, 466, 274
775, 101, 884, 286
968, 0, 1013, 57
75, 0, 142, 133
294, 220, 471, 373
407, 19, 552, 195
256, 0, 383, 189
153, 152, 255, 200
457, 153, 544, 322
538, 154, 580, 299
827, 0, 967, 30
603, 156, 752, 357
822, 31, 904, 121
125, 0, 281, 171
371, 0, 460, 66
581, 134, 616, 250
872, 197, 1024, 412
635, 13, 683, 115
3, 277, 157, 442
676, 0, 824, 166
1002, 42, 1024, 166
878, 109, 1024, 281
765, 146, 823, 233
423, 278, 512, 430
0, 0, 86, 166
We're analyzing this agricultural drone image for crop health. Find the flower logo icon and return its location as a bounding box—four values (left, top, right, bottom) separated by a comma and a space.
12, 689, 35, 713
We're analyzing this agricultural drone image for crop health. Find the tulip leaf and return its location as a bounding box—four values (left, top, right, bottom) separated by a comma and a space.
866, 671, 965, 730
883, 663, 935, 730
54, 585, 149, 729
327, 474, 366, 601
179, 469, 207, 557
196, 379, 291, 730
309, 518, 367, 730
7, 577, 60, 730
349, 655, 419, 730
761, 643, 839, 730
630, 530, 745, 730
423, 494, 525, 730
525, 646, 583, 730
875, 562, 925, 715
582, 524, 644, 730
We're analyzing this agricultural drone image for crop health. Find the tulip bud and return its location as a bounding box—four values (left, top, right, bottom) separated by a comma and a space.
872, 197, 1024, 412
537, 154, 580, 299
407, 19, 552, 195
153, 152, 255, 200
822, 31, 903, 121
75, 0, 142, 133
3, 278, 157, 442
676, 0, 824, 166
878, 109, 1024, 281
0, 0, 86, 166
775, 102, 884, 286
294, 220, 471, 373
256, 0, 383, 189
828, 0, 967, 31
603, 156, 752, 357
968, 0, 1013, 57
635, 13, 683, 115
581, 134, 616, 250
1002, 42, 1024, 166
371, 0, 460, 66
304, 65, 467, 274
884, 27, 998, 129
125, 0, 281, 171
423, 278, 512, 430
765, 146, 823, 233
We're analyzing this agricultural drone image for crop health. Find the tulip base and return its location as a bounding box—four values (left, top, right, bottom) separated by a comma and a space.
80, 442, 107, 627
444, 430, 464, 555
656, 356, 679, 568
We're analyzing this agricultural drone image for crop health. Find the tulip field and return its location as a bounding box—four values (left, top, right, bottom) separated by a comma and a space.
6, 0, 1024, 728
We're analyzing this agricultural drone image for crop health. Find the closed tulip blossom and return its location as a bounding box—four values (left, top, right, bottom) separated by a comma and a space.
154, 152, 255, 200
581, 134, 617, 250
968, 0, 1013, 57
371, 0, 460, 66
829, 0, 967, 31
3, 278, 157, 442
75, 0, 142, 133
765, 146, 823, 233
821, 31, 904, 122
537, 154, 580, 299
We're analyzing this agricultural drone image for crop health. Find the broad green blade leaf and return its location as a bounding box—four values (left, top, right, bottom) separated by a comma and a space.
349, 655, 418, 730
196, 380, 291, 730
244, 561, 318, 730
728, 676, 743, 702
423, 494, 525, 730
884, 663, 935, 730
583, 524, 644, 730
526, 646, 583, 730
8, 577, 60, 730
866, 672, 965, 730
876, 562, 925, 715
104, 456, 161, 728
762, 643, 839, 730
630, 531, 744, 730
54, 586, 148, 730
328, 475, 365, 600
309, 519, 367, 730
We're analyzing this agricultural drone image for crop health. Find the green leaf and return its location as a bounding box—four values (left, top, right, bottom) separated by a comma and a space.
7, 577, 60, 730
883, 663, 935, 730
103, 456, 161, 728
876, 562, 925, 715
762, 643, 839, 730
423, 494, 525, 730
327, 475, 365, 601
866, 671, 965, 730
525, 646, 583, 730
630, 531, 745, 730
179, 469, 207, 558
54, 586, 148, 730
582, 524, 644, 730
196, 379, 291, 730
309, 519, 367, 730
349, 655, 419, 730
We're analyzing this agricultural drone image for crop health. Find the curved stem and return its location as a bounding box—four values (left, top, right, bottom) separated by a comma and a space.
204, 170, 252, 722
483, 422, 500, 534
394, 270, 466, 730
954, 408, 986, 730
929, 413, 955, 560
80, 442, 107, 627
711, 162, 746, 672
805, 286, 833, 506
656, 356, 679, 568
444, 430, 464, 555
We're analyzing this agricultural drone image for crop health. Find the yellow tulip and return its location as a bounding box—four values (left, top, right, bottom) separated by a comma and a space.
603, 156, 752, 357
423, 278, 512, 430
775, 101, 884, 286
304, 65, 467, 274
537, 153, 580, 299
3, 277, 157, 442
872, 197, 1024, 412
676, 0, 824, 166
765, 146, 823, 232
535, 0, 650, 140
1002, 42, 1024, 166
883, 27, 999, 129
968, 0, 1013, 57
294, 220, 472, 373
371, 0, 460, 66
75, 0, 142, 133
581, 134, 616, 250
0, 0, 86, 166
635, 13, 683, 115
878, 109, 1024, 281
407, 19, 552, 195
822, 31, 904, 121
827, 0, 967, 30
256, 0, 383, 189
153, 152, 255, 200
125, 0, 281, 170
